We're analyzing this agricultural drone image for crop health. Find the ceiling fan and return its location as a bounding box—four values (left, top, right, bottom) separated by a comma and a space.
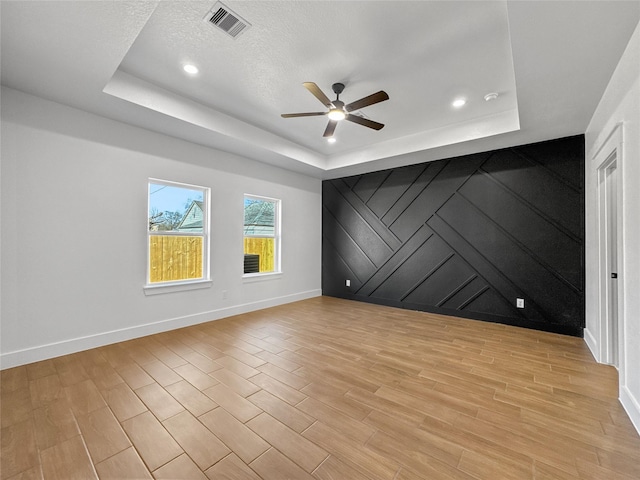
281, 82, 389, 138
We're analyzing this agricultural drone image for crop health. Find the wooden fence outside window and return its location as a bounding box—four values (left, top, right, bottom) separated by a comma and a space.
149, 236, 275, 282
149, 236, 203, 283
244, 237, 275, 273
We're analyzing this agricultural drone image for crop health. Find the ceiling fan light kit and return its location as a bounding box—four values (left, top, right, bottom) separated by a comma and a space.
282, 82, 389, 137
328, 108, 346, 121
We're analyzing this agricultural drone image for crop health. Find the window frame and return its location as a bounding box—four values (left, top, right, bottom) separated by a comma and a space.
243, 194, 281, 278
144, 178, 211, 294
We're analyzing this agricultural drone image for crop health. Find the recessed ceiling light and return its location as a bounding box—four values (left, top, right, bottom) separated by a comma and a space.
183, 64, 199, 74
484, 92, 499, 102
452, 98, 466, 108
327, 137, 337, 143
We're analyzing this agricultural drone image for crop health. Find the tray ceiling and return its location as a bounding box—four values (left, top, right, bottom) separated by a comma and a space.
1, 1, 638, 178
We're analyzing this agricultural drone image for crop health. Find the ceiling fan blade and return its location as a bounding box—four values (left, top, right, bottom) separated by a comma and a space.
345, 114, 385, 130
345, 91, 389, 112
281, 112, 326, 118
323, 120, 338, 137
303, 82, 333, 107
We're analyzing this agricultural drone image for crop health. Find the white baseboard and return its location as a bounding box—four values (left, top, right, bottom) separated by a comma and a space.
583, 327, 599, 362
584, 330, 640, 436
620, 385, 640, 436
0, 289, 321, 369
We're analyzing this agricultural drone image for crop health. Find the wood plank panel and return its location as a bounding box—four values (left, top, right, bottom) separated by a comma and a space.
213, 355, 261, 378
116, 363, 154, 390
174, 364, 219, 390
162, 411, 230, 470
102, 383, 147, 422
165, 380, 217, 417
140, 360, 183, 387
134, 382, 184, 421
32, 399, 80, 450
247, 389, 315, 433
247, 413, 328, 472
249, 448, 315, 480
29, 374, 65, 409
199, 408, 269, 463
312, 455, 373, 480
94, 447, 152, 479
1, 419, 39, 478
204, 453, 261, 480
40, 436, 98, 480
323, 136, 585, 336
296, 397, 375, 444
63, 379, 106, 417
249, 372, 306, 405
1, 366, 29, 393
302, 420, 399, 480
1, 386, 32, 429
202, 384, 262, 423
153, 454, 208, 480
210, 368, 261, 397
122, 411, 182, 471
76, 406, 131, 464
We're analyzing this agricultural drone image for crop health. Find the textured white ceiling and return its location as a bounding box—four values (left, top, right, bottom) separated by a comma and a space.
1, 1, 639, 178
116, 1, 518, 155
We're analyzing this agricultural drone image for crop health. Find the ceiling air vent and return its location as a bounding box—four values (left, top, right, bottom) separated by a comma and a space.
204, 2, 251, 39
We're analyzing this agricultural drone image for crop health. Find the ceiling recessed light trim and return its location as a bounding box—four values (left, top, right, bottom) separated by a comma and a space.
327, 137, 337, 143
484, 92, 499, 102
452, 98, 466, 108
183, 64, 199, 74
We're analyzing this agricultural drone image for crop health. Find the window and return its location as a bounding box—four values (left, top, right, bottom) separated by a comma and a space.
243, 195, 280, 275
147, 179, 210, 287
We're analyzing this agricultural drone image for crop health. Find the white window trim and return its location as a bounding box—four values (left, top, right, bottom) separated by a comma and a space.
144, 279, 213, 296
243, 194, 281, 277
145, 178, 211, 293
242, 272, 283, 282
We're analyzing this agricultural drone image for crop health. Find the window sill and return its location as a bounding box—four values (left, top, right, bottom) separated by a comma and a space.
242, 272, 282, 283
144, 279, 212, 296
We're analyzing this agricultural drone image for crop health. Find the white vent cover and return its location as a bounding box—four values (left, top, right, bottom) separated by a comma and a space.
203, 2, 251, 39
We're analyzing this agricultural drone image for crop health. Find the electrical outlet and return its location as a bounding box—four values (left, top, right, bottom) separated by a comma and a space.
346, 279, 351, 287
516, 298, 525, 308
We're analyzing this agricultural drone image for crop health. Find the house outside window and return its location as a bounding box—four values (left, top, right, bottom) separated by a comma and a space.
243, 195, 280, 275
147, 179, 210, 286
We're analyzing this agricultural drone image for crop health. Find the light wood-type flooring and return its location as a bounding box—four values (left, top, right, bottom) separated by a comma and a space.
2, 296, 639, 479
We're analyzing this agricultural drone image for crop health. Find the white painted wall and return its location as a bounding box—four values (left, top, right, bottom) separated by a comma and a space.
0, 87, 322, 368
585, 21, 640, 432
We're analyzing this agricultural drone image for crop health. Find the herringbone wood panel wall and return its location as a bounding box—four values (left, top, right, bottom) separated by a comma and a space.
322, 136, 584, 336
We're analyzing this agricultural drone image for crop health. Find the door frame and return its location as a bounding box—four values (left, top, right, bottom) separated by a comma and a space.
593, 124, 624, 369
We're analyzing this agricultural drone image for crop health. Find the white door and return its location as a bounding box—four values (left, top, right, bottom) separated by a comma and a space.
601, 158, 619, 367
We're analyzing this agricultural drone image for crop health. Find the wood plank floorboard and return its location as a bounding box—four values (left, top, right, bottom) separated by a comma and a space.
1, 296, 639, 479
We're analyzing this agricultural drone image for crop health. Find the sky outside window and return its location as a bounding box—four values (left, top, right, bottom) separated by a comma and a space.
149, 183, 203, 216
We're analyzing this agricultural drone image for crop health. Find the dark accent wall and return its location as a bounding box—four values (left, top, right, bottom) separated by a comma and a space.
322, 135, 585, 336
